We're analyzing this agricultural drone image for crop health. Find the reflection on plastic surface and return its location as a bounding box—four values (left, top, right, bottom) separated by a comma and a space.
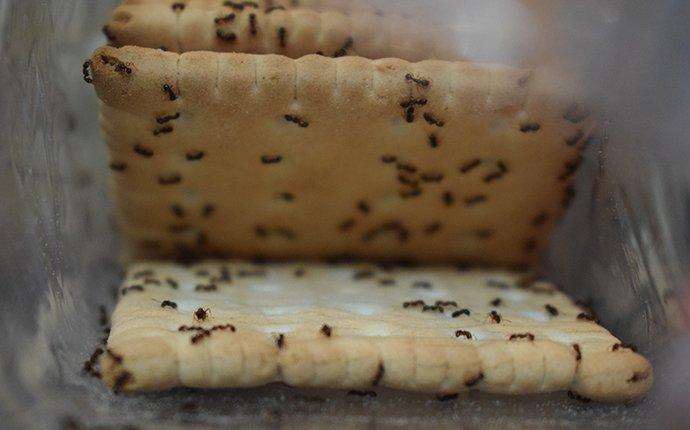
0, 0, 689, 428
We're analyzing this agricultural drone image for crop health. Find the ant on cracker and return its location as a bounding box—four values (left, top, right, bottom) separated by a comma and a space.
405, 73, 430, 88
194, 307, 211, 322
151, 299, 178, 309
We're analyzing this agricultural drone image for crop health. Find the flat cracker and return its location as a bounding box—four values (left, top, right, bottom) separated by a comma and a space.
98, 260, 652, 402
89, 46, 593, 267
105, 0, 452, 61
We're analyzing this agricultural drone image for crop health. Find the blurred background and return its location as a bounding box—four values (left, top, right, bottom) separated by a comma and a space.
1, 1, 688, 428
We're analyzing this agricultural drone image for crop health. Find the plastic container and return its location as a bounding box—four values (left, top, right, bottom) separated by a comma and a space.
1, 1, 688, 428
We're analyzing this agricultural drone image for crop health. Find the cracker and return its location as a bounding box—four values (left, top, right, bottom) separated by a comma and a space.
98, 260, 651, 402
89, 45, 594, 267
104, 0, 452, 61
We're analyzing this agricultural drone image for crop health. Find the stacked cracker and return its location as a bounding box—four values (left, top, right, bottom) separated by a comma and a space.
86, 1, 651, 402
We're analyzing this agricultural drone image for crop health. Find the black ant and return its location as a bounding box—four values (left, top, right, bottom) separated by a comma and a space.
191, 330, 211, 344
403, 300, 425, 308
577, 312, 596, 322
567, 390, 591, 403
121, 285, 144, 295
455, 330, 472, 339
102, 25, 116, 42
179, 325, 207, 332
378, 278, 395, 286
284, 114, 309, 127
350, 267, 375, 278
261, 155, 282, 164
372, 363, 385, 386
186, 150, 205, 161
106, 348, 123, 364
545, 304, 559, 316
278, 27, 286, 48
82, 60, 92, 84
99, 305, 108, 326
612, 342, 637, 352
334, 37, 353, 57
158, 173, 182, 185
465, 372, 483, 387
572, 344, 581, 361
214, 13, 236, 24
435, 301, 457, 307
162, 84, 177, 101
520, 122, 541, 133
508, 333, 535, 341
423, 112, 444, 127
153, 125, 173, 136
405, 73, 430, 87
451, 309, 470, 317
133, 269, 154, 279
249, 13, 257, 35
320, 324, 332, 337
156, 112, 180, 124
628, 370, 650, 383
216, 29, 237, 42
113, 370, 132, 393
436, 393, 458, 401
195, 284, 218, 292
563, 103, 590, 124
194, 307, 211, 321
489, 310, 501, 323
211, 324, 235, 332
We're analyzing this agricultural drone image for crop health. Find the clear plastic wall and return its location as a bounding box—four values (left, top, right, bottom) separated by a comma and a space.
1, 1, 688, 428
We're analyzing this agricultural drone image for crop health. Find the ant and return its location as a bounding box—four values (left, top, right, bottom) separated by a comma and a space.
572, 344, 581, 361
435, 301, 457, 307
508, 333, 535, 341
194, 307, 211, 322
455, 330, 472, 339
162, 84, 177, 101
405, 73, 430, 88
159, 300, 178, 309
436, 393, 459, 401
545, 304, 559, 316
612, 342, 637, 352
191, 330, 211, 344
465, 372, 483, 387
451, 309, 470, 317
372, 363, 385, 386
82, 60, 92, 84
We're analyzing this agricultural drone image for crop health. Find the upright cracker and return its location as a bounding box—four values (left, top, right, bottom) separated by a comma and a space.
104, 0, 453, 61
98, 261, 651, 402
89, 46, 593, 267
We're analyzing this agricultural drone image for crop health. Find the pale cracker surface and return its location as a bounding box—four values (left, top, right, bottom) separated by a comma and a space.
100, 260, 652, 402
